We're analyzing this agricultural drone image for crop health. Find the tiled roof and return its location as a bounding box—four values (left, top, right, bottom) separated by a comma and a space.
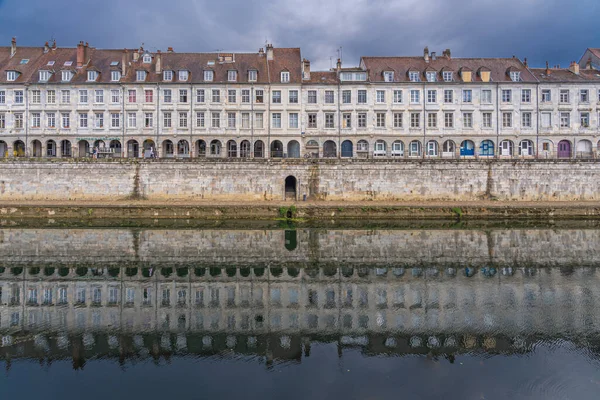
361, 56, 537, 82
589, 48, 600, 58
305, 71, 338, 84
530, 67, 600, 82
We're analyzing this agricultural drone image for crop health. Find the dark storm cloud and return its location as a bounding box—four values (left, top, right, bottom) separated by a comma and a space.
0, 0, 597, 70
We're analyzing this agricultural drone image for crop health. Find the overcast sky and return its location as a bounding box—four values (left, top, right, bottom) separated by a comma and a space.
0, 0, 597, 70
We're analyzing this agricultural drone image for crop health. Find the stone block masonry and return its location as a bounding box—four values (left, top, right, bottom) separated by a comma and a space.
0, 159, 599, 201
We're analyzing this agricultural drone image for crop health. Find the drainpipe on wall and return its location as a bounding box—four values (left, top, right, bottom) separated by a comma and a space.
535, 82, 539, 159
266, 60, 271, 159
251, 84, 254, 157
156, 83, 160, 158
422, 82, 426, 159
25, 85, 29, 157
190, 83, 193, 158
495, 82, 500, 159
121, 84, 125, 157
337, 80, 341, 159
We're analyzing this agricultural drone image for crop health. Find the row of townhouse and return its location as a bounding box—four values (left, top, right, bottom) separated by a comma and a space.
1, 38, 600, 159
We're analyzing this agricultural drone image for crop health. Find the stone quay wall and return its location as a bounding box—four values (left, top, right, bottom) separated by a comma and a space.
0, 159, 599, 201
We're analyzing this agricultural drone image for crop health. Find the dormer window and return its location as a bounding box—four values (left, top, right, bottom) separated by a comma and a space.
510, 71, 521, 82
47, 61, 55, 66
111, 71, 121, 82
228, 70, 237, 82
426, 71, 437, 82
61, 70, 72, 82
87, 71, 98, 82
64, 61, 73, 67
39, 70, 50, 82
443, 71, 453, 82
20, 59, 29, 65
110, 61, 119, 66
248, 70, 257, 82
204, 70, 213, 82
178, 70, 189, 81
136, 70, 147, 82
280, 71, 290, 83
7, 71, 17, 81
409, 71, 420, 82
142, 54, 152, 64
163, 70, 173, 81
384, 71, 394, 82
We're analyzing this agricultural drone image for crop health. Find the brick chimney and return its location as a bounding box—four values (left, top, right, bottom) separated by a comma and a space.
52, 40, 57, 50
122, 49, 128, 76
569, 61, 580, 75
44, 42, 49, 53
10, 37, 16, 57
545, 61, 551, 75
302, 58, 311, 80
167, 47, 174, 53
336, 58, 342, 71
442, 48, 451, 59
424, 46, 429, 63
523, 57, 528, 68
266, 44, 274, 61
76, 41, 85, 67
155, 50, 162, 74
258, 48, 264, 56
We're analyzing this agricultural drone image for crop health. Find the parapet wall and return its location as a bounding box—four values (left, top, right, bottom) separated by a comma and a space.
0, 160, 598, 201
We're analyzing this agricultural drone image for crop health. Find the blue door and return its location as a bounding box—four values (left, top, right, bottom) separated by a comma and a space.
480, 140, 494, 156
341, 140, 353, 157
460, 140, 475, 156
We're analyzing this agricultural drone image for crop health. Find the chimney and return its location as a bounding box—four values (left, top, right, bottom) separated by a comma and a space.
443, 48, 451, 59
52, 39, 57, 50
133, 51, 139, 61
545, 61, 551, 75
523, 57, 528, 68
266, 44, 274, 61
155, 50, 162, 74
336, 58, 342, 71
10, 37, 16, 57
122, 49, 128, 76
569, 61, 580, 75
167, 47, 174, 53
76, 41, 85, 67
431, 52, 436, 61
424, 46, 429, 63
302, 58, 311, 80
44, 42, 49, 53
258, 48, 264, 56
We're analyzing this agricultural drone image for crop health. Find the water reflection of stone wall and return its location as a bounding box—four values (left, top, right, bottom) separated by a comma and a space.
1, 228, 600, 267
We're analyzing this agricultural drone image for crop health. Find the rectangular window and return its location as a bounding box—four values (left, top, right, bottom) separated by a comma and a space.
272, 90, 281, 103
308, 90, 317, 104
308, 113, 317, 128
393, 113, 403, 128
255, 113, 263, 129
39, 70, 50, 82
212, 112, 220, 128
541, 112, 551, 128
111, 113, 120, 128
241, 112, 250, 128
289, 90, 299, 104
0, 114, 5, 129
111, 89, 119, 103
31, 112, 41, 128
358, 113, 367, 128
14, 113, 23, 129
521, 89, 531, 103
136, 71, 146, 82
462, 89, 472, 103
272, 113, 282, 128
481, 89, 492, 104
196, 112, 205, 128
560, 112, 570, 128
144, 113, 153, 128
227, 89, 236, 103
289, 113, 299, 128
248, 70, 257, 82
79, 90, 88, 103
179, 89, 188, 103
241, 89, 250, 103
95, 113, 104, 128
542, 89, 551, 102
560, 89, 569, 103
376, 112, 386, 127
358, 90, 367, 104
79, 113, 88, 128
444, 112, 454, 128
443, 71, 453, 82
410, 90, 420, 103
522, 112, 532, 128
14, 90, 24, 104
163, 112, 172, 128
179, 112, 188, 128
212, 89, 220, 103
61, 112, 70, 129
427, 90, 437, 103
502, 112, 513, 128
128, 90, 137, 103
95, 90, 104, 103
410, 112, 420, 128
427, 112, 437, 128
281, 71, 290, 83
342, 90, 351, 104
581, 112, 590, 127
145, 89, 153, 103
376, 90, 385, 103
0, 90, 4, 104
111, 71, 121, 82
227, 70, 237, 82
501, 89, 512, 103
409, 71, 420, 82
325, 113, 335, 128
325, 91, 335, 104
164, 89, 172, 103
31, 90, 41, 104
393, 90, 402, 103
128, 112, 136, 128
384, 71, 394, 82
463, 112, 473, 128
204, 70, 214, 82
444, 90, 453, 103
580, 89, 589, 103
255, 89, 264, 103
47, 90, 55, 104
342, 113, 351, 128
426, 71, 437, 82
47, 113, 55, 128
196, 89, 205, 103
227, 112, 235, 128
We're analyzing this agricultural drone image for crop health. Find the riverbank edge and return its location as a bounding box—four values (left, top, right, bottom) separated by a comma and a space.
2, 201, 600, 220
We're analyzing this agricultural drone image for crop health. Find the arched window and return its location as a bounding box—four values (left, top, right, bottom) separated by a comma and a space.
227, 140, 237, 158
210, 140, 222, 156
341, 140, 353, 158
442, 140, 455, 157
576, 139, 593, 158
374, 140, 387, 156
409, 140, 422, 157
479, 140, 494, 156
426, 140, 438, 156
357, 140, 369, 153
499, 140, 514, 156
162, 140, 174, 157
46, 140, 56, 157
518, 140, 534, 156
288, 140, 301, 158
270, 140, 283, 158
60, 140, 72, 157
460, 140, 475, 156
254, 140, 264, 158
177, 140, 189, 157
240, 140, 251, 157
323, 140, 337, 158
196, 140, 207, 157
391, 140, 404, 157
127, 140, 139, 158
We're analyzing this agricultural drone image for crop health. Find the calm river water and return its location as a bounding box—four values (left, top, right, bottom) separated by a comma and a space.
2, 225, 600, 399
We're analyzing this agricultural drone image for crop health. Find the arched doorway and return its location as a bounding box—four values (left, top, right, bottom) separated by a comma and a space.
442, 140, 455, 157
558, 140, 571, 158
110, 140, 122, 157
519, 140, 534, 156
240, 140, 251, 157
162, 140, 174, 158
127, 140, 139, 158
460, 140, 475, 156
60, 140, 72, 157
177, 140, 190, 157
0, 141, 7, 158
374, 140, 387, 157
254, 140, 264, 158
576, 139, 592, 158
78, 140, 89, 157
426, 140, 438, 157
143, 139, 155, 158
288, 140, 300, 158
210, 140, 222, 157
409, 140, 422, 157
271, 140, 283, 158
285, 176, 297, 200
46, 140, 56, 157
196, 140, 207, 157
341, 140, 353, 158
32, 140, 42, 157
323, 140, 337, 158
499, 140, 514, 156
13, 140, 25, 157
227, 140, 237, 158
479, 140, 494, 157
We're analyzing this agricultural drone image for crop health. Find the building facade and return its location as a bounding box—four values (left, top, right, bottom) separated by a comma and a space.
1, 39, 599, 159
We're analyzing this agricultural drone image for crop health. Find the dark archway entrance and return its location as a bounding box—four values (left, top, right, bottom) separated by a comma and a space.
558, 140, 571, 158
285, 176, 297, 200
